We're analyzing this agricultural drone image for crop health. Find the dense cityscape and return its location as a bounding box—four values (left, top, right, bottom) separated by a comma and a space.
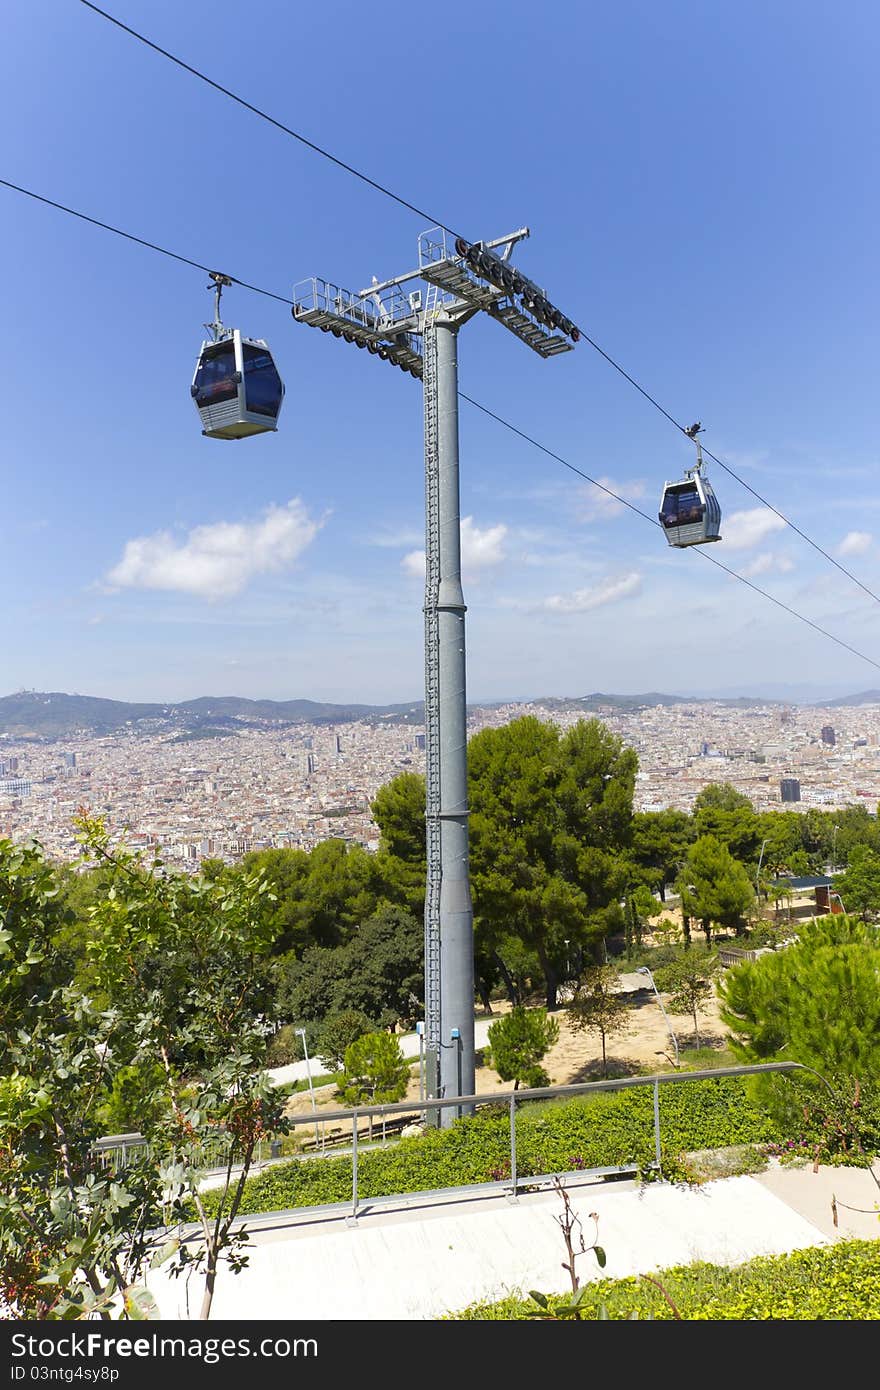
2, 696, 879, 868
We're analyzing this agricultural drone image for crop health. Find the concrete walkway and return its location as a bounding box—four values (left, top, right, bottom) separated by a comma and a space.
147, 1160, 880, 1320
267, 1017, 497, 1088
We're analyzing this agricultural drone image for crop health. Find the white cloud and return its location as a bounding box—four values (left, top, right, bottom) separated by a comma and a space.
540, 571, 642, 614
401, 549, 426, 578
838, 530, 872, 557
719, 508, 786, 551
577, 478, 647, 521
107, 499, 322, 599
461, 517, 507, 569
740, 553, 796, 577
368, 527, 424, 549
402, 517, 507, 579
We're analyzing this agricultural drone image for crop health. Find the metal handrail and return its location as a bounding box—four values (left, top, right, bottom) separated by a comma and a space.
289, 1062, 808, 1221
100, 1063, 814, 1229
281, 1061, 804, 1129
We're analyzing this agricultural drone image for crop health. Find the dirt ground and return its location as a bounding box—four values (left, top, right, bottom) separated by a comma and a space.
283, 963, 728, 1125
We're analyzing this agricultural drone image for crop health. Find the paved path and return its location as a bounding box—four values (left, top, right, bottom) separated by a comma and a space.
267, 1017, 497, 1088
147, 1160, 880, 1320
267, 986, 648, 1088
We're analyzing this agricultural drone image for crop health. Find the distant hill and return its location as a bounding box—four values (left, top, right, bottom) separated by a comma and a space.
3, 685, 871, 740
533, 692, 772, 711
819, 690, 880, 707
0, 691, 170, 738
0, 691, 425, 739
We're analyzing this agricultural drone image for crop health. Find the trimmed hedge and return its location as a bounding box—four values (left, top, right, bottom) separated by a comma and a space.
451, 1239, 880, 1320
204, 1076, 783, 1218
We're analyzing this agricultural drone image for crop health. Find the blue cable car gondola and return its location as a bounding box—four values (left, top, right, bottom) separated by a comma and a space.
659, 423, 721, 547
191, 274, 284, 440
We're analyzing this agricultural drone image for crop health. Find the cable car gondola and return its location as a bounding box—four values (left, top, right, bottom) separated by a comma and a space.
658, 422, 721, 547
191, 273, 285, 440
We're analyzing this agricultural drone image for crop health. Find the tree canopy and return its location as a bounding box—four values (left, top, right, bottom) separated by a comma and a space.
242, 839, 389, 956
0, 824, 286, 1320
484, 1007, 560, 1090
276, 904, 424, 1030
677, 834, 755, 943
718, 916, 880, 1144
469, 716, 637, 1007
834, 846, 880, 921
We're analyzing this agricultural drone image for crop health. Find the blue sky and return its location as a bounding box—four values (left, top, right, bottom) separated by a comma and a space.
3, 0, 879, 704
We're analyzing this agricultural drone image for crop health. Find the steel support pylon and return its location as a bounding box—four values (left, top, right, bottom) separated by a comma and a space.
423, 310, 475, 1125
294, 227, 574, 1127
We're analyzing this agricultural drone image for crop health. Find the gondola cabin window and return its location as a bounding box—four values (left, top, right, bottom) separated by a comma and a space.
242, 343, 284, 417
194, 341, 238, 407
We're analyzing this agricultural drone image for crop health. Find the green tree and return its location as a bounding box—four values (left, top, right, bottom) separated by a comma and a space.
242, 839, 385, 956
97, 1060, 168, 1134
371, 771, 427, 917
566, 966, 632, 1076
692, 783, 761, 863
629, 809, 693, 901
0, 838, 141, 1318
718, 916, 880, 1148
490, 933, 543, 1006
277, 904, 423, 1029
654, 948, 720, 1048
339, 1032, 410, 1137
372, 718, 637, 1010
372, 771, 426, 864
834, 845, 880, 921
833, 805, 880, 864
198, 857, 229, 882
0, 824, 288, 1320
484, 1007, 560, 1090
469, 717, 636, 1008
677, 835, 755, 944
772, 880, 795, 925
315, 1010, 375, 1072
755, 812, 805, 881
624, 885, 661, 957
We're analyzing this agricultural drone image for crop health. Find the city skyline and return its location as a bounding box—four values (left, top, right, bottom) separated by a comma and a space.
4, 679, 880, 735
4, 2, 880, 703
3, 695, 880, 869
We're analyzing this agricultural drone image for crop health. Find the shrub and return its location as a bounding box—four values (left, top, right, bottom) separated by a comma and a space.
451, 1240, 880, 1320
315, 1010, 375, 1071
265, 1024, 306, 1068
339, 1032, 410, 1109
485, 1008, 560, 1089
201, 1075, 790, 1219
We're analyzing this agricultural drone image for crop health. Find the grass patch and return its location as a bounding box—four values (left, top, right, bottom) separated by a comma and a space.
678, 1046, 739, 1070
450, 1239, 880, 1319
275, 1072, 341, 1098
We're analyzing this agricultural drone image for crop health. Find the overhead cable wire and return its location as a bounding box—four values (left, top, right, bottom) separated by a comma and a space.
697, 444, 880, 605
78, 1, 457, 238
459, 393, 656, 527
0, 178, 295, 306
2, 174, 878, 675
79, 0, 880, 608
461, 393, 880, 676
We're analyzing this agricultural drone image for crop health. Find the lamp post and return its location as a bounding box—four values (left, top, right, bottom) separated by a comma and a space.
296, 1027, 322, 1152
755, 838, 768, 895
415, 1020, 425, 1113
636, 966, 680, 1068
293, 228, 577, 1124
